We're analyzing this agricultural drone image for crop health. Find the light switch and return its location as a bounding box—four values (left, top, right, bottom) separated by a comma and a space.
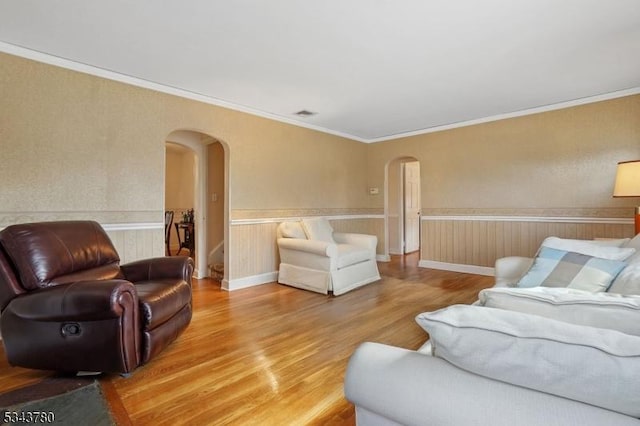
369, 187, 379, 195
212, 193, 218, 202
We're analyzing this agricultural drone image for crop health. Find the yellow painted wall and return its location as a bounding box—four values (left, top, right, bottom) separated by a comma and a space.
2, 49, 639, 281
367, 95, 640, 216
0, 52, 368, 220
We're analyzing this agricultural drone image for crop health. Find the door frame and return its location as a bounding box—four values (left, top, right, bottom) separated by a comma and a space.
384, 156, 421, 260
165, 130, 229, 281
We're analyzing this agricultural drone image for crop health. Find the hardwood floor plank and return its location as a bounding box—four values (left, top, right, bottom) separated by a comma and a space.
0, 253, 494, 425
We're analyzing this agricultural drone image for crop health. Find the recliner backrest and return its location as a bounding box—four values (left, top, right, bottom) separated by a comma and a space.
0, 221, 121, 293
0, 246, 25, 311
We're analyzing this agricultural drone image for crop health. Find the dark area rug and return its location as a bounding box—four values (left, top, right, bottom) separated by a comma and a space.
0, 377, 116, 425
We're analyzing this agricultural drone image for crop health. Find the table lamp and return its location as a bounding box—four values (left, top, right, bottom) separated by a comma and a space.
613, 160, 640, 235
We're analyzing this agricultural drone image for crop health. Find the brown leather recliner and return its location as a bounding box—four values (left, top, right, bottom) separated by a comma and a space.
0, 220, 193, 374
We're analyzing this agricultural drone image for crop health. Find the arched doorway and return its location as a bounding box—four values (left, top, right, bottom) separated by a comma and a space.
385, 157, 421, 262
165, 130, 229, 282
165, 142, 196, 256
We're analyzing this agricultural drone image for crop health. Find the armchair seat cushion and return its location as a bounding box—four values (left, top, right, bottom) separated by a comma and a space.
135, 280, 192, 330
336, 244, 372, 269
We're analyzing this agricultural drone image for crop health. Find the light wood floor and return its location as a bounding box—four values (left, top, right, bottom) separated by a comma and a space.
0, 253, 494, 425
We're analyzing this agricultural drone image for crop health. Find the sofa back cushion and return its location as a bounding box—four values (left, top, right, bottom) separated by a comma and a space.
0, 221, 121, 290
479, 287, 640, 336
541, 236, 631, 252
416, 304, 640, 418
301, 218, 335, 242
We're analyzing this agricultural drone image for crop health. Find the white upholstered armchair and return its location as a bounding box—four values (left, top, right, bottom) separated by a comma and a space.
276, 218, 381, 295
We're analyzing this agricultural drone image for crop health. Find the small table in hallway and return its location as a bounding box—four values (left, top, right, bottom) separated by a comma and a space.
175, 222, 195, 257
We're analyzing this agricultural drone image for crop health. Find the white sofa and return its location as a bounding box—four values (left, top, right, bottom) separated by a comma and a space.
276, 217, 380, 295
344, 235, 640, 426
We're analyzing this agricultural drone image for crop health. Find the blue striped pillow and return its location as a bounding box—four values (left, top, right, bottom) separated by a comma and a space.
517, 247, 627, 293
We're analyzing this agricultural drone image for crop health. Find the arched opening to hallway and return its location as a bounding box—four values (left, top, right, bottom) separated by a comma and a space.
164, 130, 229, 282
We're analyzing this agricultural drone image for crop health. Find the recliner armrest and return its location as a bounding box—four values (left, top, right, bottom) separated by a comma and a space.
277, 238, 337, 257
120, 256, 194, 284
4, 279, 137, 321
333, 232, 377, 252
1, 279, 141, 373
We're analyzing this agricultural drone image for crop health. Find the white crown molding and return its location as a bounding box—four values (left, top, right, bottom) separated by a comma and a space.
3, 42, 639, 144
367, 87, 640, 143
0, 41, 369, 143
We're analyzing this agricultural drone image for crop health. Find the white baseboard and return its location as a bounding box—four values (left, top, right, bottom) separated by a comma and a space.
418, 260, 495, 276
376, 254, 391, 262
222, 271, 279, 291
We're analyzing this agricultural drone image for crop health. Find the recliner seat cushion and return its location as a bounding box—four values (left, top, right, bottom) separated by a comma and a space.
135, 279, 192, 330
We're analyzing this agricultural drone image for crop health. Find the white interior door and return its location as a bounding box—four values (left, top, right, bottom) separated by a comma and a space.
403, 161, 421, 253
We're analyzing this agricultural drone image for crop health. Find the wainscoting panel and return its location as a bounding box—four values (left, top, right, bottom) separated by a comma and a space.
105, 228, 164, 265
228, 222, 280, 280
330, 218, 385, 254
0, 214, 164, 267
421, 218, 634, 268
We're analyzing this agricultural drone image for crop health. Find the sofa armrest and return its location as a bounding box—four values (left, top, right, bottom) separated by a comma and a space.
345, 342, 640, 426
120, 256, 194, 285
4, 279, 137, 321
333, 233, 377, 252
494, 256, 533, 287
277, 238, 337, 257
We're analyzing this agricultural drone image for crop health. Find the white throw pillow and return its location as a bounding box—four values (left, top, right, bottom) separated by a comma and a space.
623, 233, 640, 251
540, 236, 635, 261
609, 234, 640, 295
279, 221, 306, 239
608, 262, 640, 296
301, 217, 335, 242
416, 305, 640, 418
478, 287, 640, 336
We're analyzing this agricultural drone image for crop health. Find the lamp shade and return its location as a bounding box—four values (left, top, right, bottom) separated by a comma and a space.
613, 160, 640, 197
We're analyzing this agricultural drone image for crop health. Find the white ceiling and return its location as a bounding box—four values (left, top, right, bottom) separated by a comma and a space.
1, 1, 639, 142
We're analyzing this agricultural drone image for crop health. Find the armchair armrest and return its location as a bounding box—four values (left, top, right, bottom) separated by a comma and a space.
494, 256, 533, 287
4, 279, 137, 322
333, 232, 377, 252
277, 238, 337, 257
120, 256, 194, 284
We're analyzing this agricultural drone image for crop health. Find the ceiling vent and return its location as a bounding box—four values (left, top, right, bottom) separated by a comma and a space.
294, 110, 317, 117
